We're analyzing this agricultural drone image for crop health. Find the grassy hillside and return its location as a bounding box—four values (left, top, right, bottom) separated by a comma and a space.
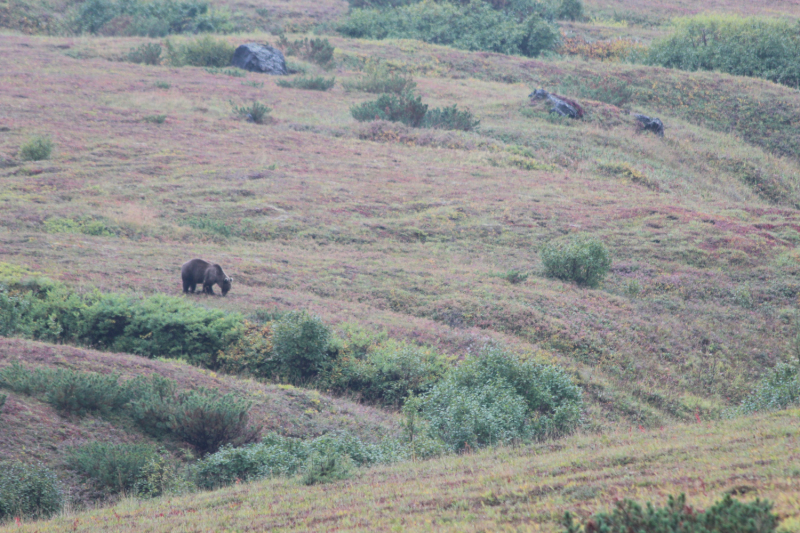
4, 408, 798, 532
2, 33, 800, 429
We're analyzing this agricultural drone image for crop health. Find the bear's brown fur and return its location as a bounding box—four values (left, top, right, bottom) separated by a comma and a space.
181, 258, 232, 296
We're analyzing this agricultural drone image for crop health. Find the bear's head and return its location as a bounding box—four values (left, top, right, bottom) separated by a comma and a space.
222, 277, 232, 296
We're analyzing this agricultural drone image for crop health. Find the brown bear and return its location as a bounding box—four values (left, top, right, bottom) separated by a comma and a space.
181, 258, 232, 296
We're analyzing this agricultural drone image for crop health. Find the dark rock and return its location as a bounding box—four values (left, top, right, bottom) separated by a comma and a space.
529, 89, 584, 119
633, 113, 664, 137
231, 43, 288, 75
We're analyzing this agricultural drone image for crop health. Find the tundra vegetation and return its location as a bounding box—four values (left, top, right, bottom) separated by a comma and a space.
2, 0, 800, 530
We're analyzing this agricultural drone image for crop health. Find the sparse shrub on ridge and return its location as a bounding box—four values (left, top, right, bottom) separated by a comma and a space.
422, 104, 480, 131
0, 462, 63, 520
540, 234, 611, 288
343, 62, 416, 94
19, 136, 53, 162
277, 36, 335, 68
561, 493, 779, 533
276, 76, 336, 91
351, 92, 428, 127
127, 43, 162, 65
232, 101, 272, 124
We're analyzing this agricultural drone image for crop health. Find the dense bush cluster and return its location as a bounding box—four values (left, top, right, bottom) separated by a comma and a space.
0, 462, 63, 520
540, 234, 612, 288
418, 346, 583, 451
562, 493, 779, 533
647, 14, 800, 88
0, 278, 243, 367
339, 1, 560, 58
0, 364, 258, 454
67, 443, 161, 494
127, 43, 162, 65
19, 136, 53, 162
71, 0, 232, 36
351, 91, 480, 131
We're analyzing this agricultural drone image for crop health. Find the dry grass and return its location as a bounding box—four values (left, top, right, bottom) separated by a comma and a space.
6, 409, 799, 532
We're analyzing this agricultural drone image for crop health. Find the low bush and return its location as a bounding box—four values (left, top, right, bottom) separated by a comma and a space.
339, 1, 560, 58
166, 35, 235, 67
0, 393, 6, 414
733, 363, 799, 416
0, 462, 63, 520
127, 43, 161, 65
320, 339, 447, 407
19, 136, 53, 162
217, 321, 275, 377
134, 455, 189, 498
419, 346, 583, 451
562, 493, 779, 533
44, 216, 117, 236
142, 114, 167, 124
647, 14, 800, 88
184, 215, 232, 237
232, 101, 272, 124
422, 105, 480, 131
271, 310, 332, 383
351, 92, 428, 127
67, 442, 160, 494
342, 62, 416, 94
72, 0, 232, 36
276, 76, 336, 91
301, 451, 353, 485
193, 432, 397, 489
540, 234, 611, 288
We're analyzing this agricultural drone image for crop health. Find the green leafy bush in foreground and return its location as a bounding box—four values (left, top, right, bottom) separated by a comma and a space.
271, 310, 332, 383
420, 346, 583, 452
562, 493, 779, 533
19, 136, 53, 162
647, 14, 800, 88
540, 234, 611, 288
0, 462, 62, 520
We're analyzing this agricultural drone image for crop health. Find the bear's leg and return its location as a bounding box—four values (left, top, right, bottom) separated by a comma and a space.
204, 283, 215, 295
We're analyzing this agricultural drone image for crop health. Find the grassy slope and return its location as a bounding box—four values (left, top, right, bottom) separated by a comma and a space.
0, 338, 400, 502
2, 34, 800, 429
5, 409, 799, 532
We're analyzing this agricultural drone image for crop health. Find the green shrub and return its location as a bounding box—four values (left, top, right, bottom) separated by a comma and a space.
232, 101, 272, 124
44, 369, 130, 416
339, 1, 559, 58
556, 0, 583, 21
301, 451, 353, 485
204, 67, 246, 77
562, 493, 779, 533
193, 432, 396, 489
166, 35, 235, 67
73, 0, 232, 36
217, 321, 275, 377
320, 339, 447, 407
276, 76, 336, 91
67, 442, 160, 494
0, 393, 6, 414
351, 92, 428, 127
170, 389, 258, 455
647, 14, 800, 88
142, 114, 167, 124
44, 216, 117, 237
422, 104, 479, 131
134, 455, 189, 498
271, 310, 332, 383
540, 234, 611, 288
19, 136, 53, 162
127, 43, 161, 65
184, 215, 232, 237
420, 346, 583, 451
154, 80, 171, 89
734, 363, 799, 416
0, 462, 62, 520
342, 62, 416, 94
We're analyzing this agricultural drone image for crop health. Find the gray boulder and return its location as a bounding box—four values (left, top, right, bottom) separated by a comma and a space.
633, 113, 665, 137
231, 43, 288, 75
